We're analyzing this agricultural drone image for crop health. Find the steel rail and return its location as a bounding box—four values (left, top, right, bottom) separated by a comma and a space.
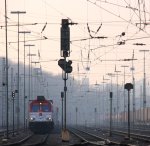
100, 127, 150, 143
70, 128, 121, 146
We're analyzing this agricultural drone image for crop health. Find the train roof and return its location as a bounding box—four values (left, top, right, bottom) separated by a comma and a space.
29, 96, 53, 104
37, 96, 45, 101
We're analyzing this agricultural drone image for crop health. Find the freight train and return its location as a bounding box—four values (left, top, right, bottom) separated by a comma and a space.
28, 96, 54, 133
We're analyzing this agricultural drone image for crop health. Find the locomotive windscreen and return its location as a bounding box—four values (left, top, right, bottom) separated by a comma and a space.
41, 104, 49, 112
32, 104, 40, 112
31, 103, 51, 112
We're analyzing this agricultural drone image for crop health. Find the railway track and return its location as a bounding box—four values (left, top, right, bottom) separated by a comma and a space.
98, 127, 150, 143
0, 128, 28, 138
112, 129, 150, 143
0, 127, 149, 146
2, 133, 48, 146
20, 134, 49, 146
107, 125, 150, 135
82, 127, 150, 146
70, 128, 123, 146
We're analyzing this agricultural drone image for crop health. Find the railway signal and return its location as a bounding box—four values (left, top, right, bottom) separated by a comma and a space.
66, 60, 72, 73
124, 83, 133, 139
58, 59, 72, 73
60, 19, 77, 141
12, 91, 15, 98
61, 19, 70, 57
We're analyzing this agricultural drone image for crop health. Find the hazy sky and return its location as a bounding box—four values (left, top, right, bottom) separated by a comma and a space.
1, 0, 150, 85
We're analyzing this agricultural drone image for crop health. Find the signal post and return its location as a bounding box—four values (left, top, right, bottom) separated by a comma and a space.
58, 19, 73, 142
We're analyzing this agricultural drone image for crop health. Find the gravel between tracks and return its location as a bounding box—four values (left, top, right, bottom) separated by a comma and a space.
0, 130, 32, 146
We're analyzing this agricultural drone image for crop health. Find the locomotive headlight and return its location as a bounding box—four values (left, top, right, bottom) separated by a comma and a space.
46, 114, 52, 121
30, 117, 35, 121
46, 117, 52, 121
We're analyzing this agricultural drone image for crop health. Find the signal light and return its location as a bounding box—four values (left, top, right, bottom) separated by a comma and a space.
58, 59, 72, 73
58, 59, 66, 70
61, 19, 70, 57
66, 60, 72, 73
61, 92, 64, 98
12, 91, 15, 98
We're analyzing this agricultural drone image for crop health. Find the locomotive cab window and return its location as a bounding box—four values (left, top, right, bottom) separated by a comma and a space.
32, 104, 40, 112
42, 104, 49, 112
31, 102, 50, 112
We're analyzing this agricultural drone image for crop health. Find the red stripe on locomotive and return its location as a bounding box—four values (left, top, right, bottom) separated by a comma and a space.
29, 96, 53, 112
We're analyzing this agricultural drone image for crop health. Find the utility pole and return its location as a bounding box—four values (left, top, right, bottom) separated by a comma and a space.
76, 107, 78, 127
94, 107, 97, 128
139, 50, 149, 118
61, 92, 64, 130
25, 44, 35, 100
139, 50, 149, 121
101, 80, 106, 127
107, 73, 115, 136
5, 0, 9, 139
130, 50, 135, 127
102, 76, 110, 126
2, 58, 6, 128
121, 65, 129, 126
30, 54, 36, 99
124, 83, 133, 139
114, 66, 121, 127
31, 61, 40, 98
11, 68, 15, 137
109, 92, 113, 137
10, 10, 26, 132
19, 31, 31, 130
